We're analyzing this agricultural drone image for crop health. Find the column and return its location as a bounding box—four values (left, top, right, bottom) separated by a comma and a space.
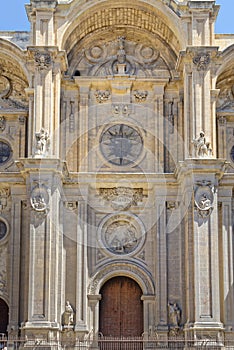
156, 191, 168, 334
75, 189, 88, 333
153, 83, 167, 172
87, 295, 102, 347
219, 188, 233, 329
19, 159, 66, 346
8, 190, 22, 336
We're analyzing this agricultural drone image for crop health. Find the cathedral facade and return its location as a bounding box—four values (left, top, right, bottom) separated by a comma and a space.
0, 0, 234, 348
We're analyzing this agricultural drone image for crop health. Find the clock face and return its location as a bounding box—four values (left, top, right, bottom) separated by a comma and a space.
100, 124, 143, 166
0, 141, 11, 164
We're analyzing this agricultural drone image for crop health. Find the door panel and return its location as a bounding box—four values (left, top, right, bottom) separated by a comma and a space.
0, 299, 8, 334
99, 276, 143, 337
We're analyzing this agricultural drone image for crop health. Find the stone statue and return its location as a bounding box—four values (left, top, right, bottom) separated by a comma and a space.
34, 128, 50, 156
168, 302, 181, 328
63, 301, 74, 327
192, 131, 212, 158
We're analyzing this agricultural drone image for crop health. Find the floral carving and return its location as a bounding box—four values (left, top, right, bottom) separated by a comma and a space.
133, 90, 148, 103
95, 90, 110, 103
193, 53, 210, 71
34, 52, 52, 70
0, 116, 6, 132
99, 187, 144, 210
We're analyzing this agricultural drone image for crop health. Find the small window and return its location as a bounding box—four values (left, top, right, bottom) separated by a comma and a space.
231, 146, 234, 162
0, 141, 11, 164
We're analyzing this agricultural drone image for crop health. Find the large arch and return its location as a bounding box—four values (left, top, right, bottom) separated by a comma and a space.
60, 0, 184, 59
88, 260, 155, 296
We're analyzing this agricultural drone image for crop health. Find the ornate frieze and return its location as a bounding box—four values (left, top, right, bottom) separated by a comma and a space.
193, 53, 211, 71
99, 187, 144, 210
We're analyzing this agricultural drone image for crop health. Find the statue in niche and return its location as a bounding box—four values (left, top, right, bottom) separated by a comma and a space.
192, 131, 212, 158
63, 301, 74, 327
34, 128, 50, 156
168, 302, 181, 328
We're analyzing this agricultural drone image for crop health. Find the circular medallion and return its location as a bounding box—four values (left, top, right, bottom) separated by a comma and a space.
0, 141, 12, 164
98, 213, 145, 256
0, 220, 7, 240
0, 76, 11, 98
100, 124, 143, 166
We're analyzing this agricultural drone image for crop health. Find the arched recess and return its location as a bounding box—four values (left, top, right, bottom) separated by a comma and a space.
0, 39, 29, 107
88, 260, 155, 295
60, 0, 184, 76
215, 44, 234, 161
99, 276, 143, 337
0, 298, 9, 334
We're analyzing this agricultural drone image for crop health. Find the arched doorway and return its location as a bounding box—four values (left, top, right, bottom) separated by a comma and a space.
99, 276, 143, 337
0, 299, 8, 334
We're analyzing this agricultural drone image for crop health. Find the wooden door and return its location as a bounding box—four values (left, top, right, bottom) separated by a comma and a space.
99, 276, 143, 337
0, 299, 8, 334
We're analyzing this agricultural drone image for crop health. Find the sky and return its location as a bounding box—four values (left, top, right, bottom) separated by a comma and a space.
0, 0, 232, 34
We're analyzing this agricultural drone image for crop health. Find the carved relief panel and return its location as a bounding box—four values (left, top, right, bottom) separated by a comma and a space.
97, 213, 145, 257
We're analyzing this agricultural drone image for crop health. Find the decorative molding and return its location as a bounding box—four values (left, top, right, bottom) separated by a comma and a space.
193, 53, 210, 71
94, 90, 110, 104
112, 104, 130, 117
0, 116, 6, 132
218, 116, 227, 127
34, 51, 52, 70
133, 90, 148, 103
88, 260, 155, 295
166, 201, 179, 210
64, 201, 77, 211
0, 188, 10, 213
99, 187, 144, 210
